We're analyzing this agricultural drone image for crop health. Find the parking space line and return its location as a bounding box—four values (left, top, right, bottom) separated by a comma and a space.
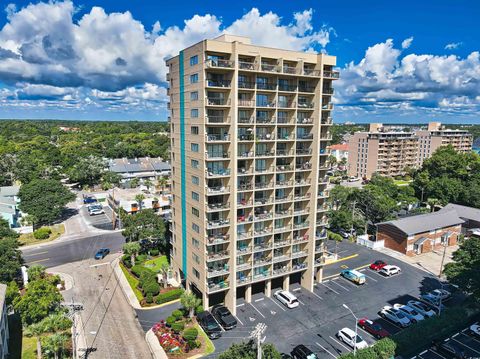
331, 279, 350, 291
236, 303, 245, 308
462, 332, 480, 344
452, 333, 459, 338
292, 287, 302, 292
254, 297, 264, 302
329, 336, 351, 352
357, 326, 373, 338
361, 272, 378, 282
235, 315, 244, 326
297, 298, 305, 306
338, 277, 360, 288
268, 297, 286, 312
320, 282, 340, 295
430, 349, 447, 359
452, 337, 480, 354
311, 290, 324, 301
315, 342, 337, 358
249, 303, 265, 318
89, 262, 110, 268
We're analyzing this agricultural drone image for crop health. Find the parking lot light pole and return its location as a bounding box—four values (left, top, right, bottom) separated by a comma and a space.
343, 304, 358, 356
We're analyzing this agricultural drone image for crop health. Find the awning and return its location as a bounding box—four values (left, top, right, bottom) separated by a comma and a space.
414, 237, 429, 246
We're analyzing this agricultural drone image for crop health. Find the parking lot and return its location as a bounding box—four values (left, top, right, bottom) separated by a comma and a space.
411, 323, 480, 359
81, 204, 115, 230
206, 241, 454, 358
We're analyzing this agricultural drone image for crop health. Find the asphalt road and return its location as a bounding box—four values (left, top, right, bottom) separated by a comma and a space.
22, 232, 126, 268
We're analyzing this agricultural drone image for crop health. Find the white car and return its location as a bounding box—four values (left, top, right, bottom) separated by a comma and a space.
429, 289, 451, 301
336, 328, 368, 350
406, 300, 436, 318
379, 306, 411, 328
470, 324, 480, 338
88, 205, 105, 216
393, 304, 425, 323
379, 265, 401, 276
273, 290, 299, 309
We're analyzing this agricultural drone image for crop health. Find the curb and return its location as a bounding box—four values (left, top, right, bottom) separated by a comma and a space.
145, 329, 168, 359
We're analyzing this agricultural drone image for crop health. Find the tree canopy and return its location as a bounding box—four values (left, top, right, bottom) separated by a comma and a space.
0, 237, 23, 283
122, 209, 166, 247
218, 341, 281, 359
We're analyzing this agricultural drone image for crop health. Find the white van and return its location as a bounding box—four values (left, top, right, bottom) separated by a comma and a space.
273, 290, 299, 308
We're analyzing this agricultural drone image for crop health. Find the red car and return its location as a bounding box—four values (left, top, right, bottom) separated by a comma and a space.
357, 318, 389, 339
369, 260, 387, 271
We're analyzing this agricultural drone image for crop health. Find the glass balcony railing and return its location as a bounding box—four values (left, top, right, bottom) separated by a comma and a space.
206, 79, 231, 88
206, 59, 234, 68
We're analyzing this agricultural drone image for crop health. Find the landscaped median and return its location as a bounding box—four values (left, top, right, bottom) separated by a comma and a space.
116, 254, 184, 308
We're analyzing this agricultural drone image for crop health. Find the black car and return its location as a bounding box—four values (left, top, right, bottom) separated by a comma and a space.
291, 345, 318, 359
197, 311, 222, 339
432, 340, 467, 358
281, 354, 293, 359
211, 305, 237, 330
83, 196, 97, 204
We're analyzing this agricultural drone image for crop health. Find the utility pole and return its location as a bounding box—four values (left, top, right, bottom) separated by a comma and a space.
65, 298, 84, 359
250, 323, 267, 359
350, 200, 356, 236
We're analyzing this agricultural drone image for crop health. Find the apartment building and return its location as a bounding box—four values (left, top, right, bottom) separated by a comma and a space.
347, 122, 473, 179
347, 124, 419, 179
416, 122, 473, 163
166, 34, 337, 313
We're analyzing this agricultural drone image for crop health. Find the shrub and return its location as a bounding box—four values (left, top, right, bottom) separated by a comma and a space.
122, 255, 132, 268
171, 321, 185, 333
146, 293, 154, 304
33, 227, 52, 240
131, 265, 150, 278
195, 305, 204, 315
183, 327, 199, 348
155, 288, 184, 305
166, 316, 176, 327
136, 254, 148, 264
142, 279, 160, 297
150, 249, 160, 256
338, 338, 396, 359
172, 309, 184, 321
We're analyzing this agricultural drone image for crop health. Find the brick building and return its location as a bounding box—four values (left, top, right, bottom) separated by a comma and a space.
376, 210, 464, 256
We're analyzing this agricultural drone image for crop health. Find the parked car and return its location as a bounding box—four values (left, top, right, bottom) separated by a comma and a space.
432, 339, 467, 358
406, 300, 436, 318
393, 304, 425, 323
429, 289, 451, 301
291, 344, 318, 359
336, 328, 369, 350
357, 318, 389, 339
378, 265, 401, 276
369, 260, 387, 271
470, 324, 480, 338
379, 306, 411, 327
338, 229, 351, 239
197, 311, 222, 339
281, 354, 293, 359
211, 305, 237, 330
94, 248, 110, 259
341, 269, 366, 285
88, 205, 105, 216
419, 294, 446, 311
348, 176, 360, 182
274, 290, 299, 309
83, 196, 97, 204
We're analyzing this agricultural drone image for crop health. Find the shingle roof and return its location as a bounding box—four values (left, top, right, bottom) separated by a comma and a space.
0, 185, 19, 197
108, 157, 170, 173
439, 203, 480, 223
377, 210, 464, 235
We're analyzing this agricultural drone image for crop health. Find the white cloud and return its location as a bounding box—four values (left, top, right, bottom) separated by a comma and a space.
445, 42, 462, 50
401, 36, 413, 49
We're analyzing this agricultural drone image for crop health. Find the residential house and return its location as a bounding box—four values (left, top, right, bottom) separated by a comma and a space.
439, 203, 480, 231
376, 210, 464, 256
108, 157, 171, 184
0, 186, 21, 228
327, 143, 348, 162
108, 188, 171, 217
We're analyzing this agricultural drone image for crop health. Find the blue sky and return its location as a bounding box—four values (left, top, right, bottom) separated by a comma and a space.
0, 0, 478, 123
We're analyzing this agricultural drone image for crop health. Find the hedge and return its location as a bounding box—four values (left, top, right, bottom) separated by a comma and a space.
338, 338, 396, 359
131, 265, 152, 278
33, 227, 52, 240
172, 309, 184, 321
171, 321, 185, 333
183, 327, 198, 341
155, 288, 184, 305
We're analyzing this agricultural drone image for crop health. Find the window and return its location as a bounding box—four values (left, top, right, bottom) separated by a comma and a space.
192, 267, 200, 279
192, 223, 200, 233
191, 237, 200, 248
190, 73, 198, 83
191, 109, 199, 118
191, 143, 199, 152
191, 159, 199, 168
191, 191, 199, 201
190, 55, 198, 66
190, 91, 198, 101
192, 175, 199, 185
192, 207, 199, 217
191, 126, 199, 135
192, 253, 200, 264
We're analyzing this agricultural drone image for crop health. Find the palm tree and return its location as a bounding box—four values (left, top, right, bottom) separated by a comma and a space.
157, 176, 168, 194
135, 194, 145, 211
180, 291, 202, 319
327, 230, 344, 257
158, 261, 170, 288
24, 322, 46, 359
427, 198, 440, 212
328, 155, 337, 169
123, 242, 141, 266
43, 333, 69, 359
144, 179, 153, 192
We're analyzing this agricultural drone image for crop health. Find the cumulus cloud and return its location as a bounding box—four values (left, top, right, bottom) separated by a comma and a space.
334, 39, 480, 119
445, 42, 462, 50
401, 37, 413, 49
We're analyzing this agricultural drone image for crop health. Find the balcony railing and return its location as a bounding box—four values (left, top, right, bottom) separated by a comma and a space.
275, 149, 293, 156
237, 231, 253, 239
295, 178, 311, 186
261, 63, 279, 72
254, 227, 273, 236
207, 218, 230, 228
253, 270, 271, 279
296, 162, 312, 171
274, 226, 292, 234
238, 183, 253, 191
256, 117, 275, 124
238, 61, 256, 70
256, 133, 275, 141
292, 262, 308, 270
207, 250, 230, 261
239, 117, 254, 124
277, 133, 294, 140
297, 133, 314, 140
276, 181, 292, 187
297, 118, 314, 124
206, 79, 231, 88
207, 234, 229, 245
254, 212, 273, 221
254, 242, 272, 251
237, 200, 253, 207
238, 150, 254, 158
256, 82, 276, 91
206, 115, 230, 124
283, 65, 298, 74
254, 197, 274, 205
253, 257, 271, 266
292, 251, 308, 259
256, 101, 276, 108
238, 99, 255, 107
206, 97, 229, 106
298, 102, 315, 109
206, 134, 230, 142
236, 262, 251, 271
276, 164, 293, 172
278, 84, 297, 92
206, 59, 234, 68
273, 255, 290, 263
303, 68, 321, 76
206, 202, 229, 211
277, 117, 293, 124
323, 70, 340, 79
254, 182, 272, 189
207, 268, 230, 278
296, 148, 312, 155
278, 102, 296, 109
207, 281, 229, 291
206, 169, 230, 178
206, 151, 229, 159
238, 134, 255, 141
275, 195, 292, 202
323, 87, 334, 95
322, 103, 334, 110
298, 86, 315, 93
293, 221, 309, 229
273, 266, 291, 275
274, 239, 290, 247
238, 81, 256, 89
293, 234, 309, 243
237, 215, 253, 223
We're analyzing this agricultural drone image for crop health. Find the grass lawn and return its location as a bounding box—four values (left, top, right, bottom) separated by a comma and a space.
394, 179, 412, 186
18, 224, 65, 246
143, 255, 168, 273
195, 323, 215, 356
120, 262, 144, 302
22, 336, 37, 359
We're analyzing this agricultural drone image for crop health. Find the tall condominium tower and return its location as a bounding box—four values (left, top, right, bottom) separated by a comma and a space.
166, 34, 338, 313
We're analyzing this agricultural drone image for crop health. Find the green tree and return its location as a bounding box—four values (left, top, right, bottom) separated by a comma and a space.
135, 193, 146, 211
130, 178, 140, 188
444, 236, 480, 301
67, 155, 106, 187
5, 280, 20, 306
123, 242, 141, 266
101, 171, 122, 190
14, 278, 63, 325
158, 261, 170, 288
121, 209, 166, 247
427, 198, 441, 212
28, 264, 47, 282
144, 179, 153, 191
157, 176, 168, 194
218, 341, 281, 359
328, 155, 337, 168
18, 179, 75, 227
180, 291, 202, 319
42, 333, 70, 359
40, 313, 72, 332
328, 230, 344, 255
24, 322, 47, 359
0, 217, 18, 239
0, 238, 23, 283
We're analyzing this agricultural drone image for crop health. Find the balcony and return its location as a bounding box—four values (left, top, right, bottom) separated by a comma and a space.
316, 218, 329, 227
238, 81, 256, 89
294, 193, 311, 201
292, 251, 307, 259
238, 150, 254, 158
237, 199, 253, 207
275, 195, 292, 203
322, 103, 334, 110
321, 117, 332, 125
297, 133, 314, 140
274, 239, 291, 247
294, 207, 309, 215
206, 185, 230, 195
206, 97, 230, 106
276, 180, 292, 187
317, 191, 329, 198
298, 102, 314, 109
255, 166, 275, 174
236, 262, 251, 271
296, 148, 312, 156
278, 101, 296, 109
205, 169, 230, 178
207, 218, 230, 229
278, 84, 297, 92
316, 230, 327, 240
295, 178, 311, 186
323, 70, 340, 79
206, 59, 234, 69
277, 133, 294, 141
254, 242, 272, 251
276, 164, 293, 172
237, 215, 253, 223
206, 202, 229, 212
323, 87, 334, 95
261, 63, 279, 73
207, 250, 230, 262
237, 245, 252, 255
207, 268, 230, 278
253, 270, 271, 280
238, 133, 254, 141
237, 276, 252, 285
255, 150, 275, 158
256, 82, 276, 91
238, 99, 255, 107
275, 149, 293, 157
205, 151, 230, 160
293, 221, 309, 229
254, 212, 273, 221
206, 115, 230, 124
283, 65, 298, 74
273, 266, 291, 275
238, 61, 256, 70
293, 234, 309, 243
206, 134, 230, 142
296, 162, 312, 171
297, 118, 314, 125
277, 117, 294, 125
238, 117, 254, 124
206, 79, 231, 88
254, 227, 273, 236
207, 234, 229, 245
253, 257, 271, 266
292, 262, 307, 270
256, 101, 276, 108
298, 86, 315, 93
254, 181, 273, 189
237, 231, 253, 240
207, 281, 229, 292
303, 68, 321, 77
256, 117, 275, 124
274, 225, 292, 234
273, 255, 290, 263
238, 183, 253, 191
